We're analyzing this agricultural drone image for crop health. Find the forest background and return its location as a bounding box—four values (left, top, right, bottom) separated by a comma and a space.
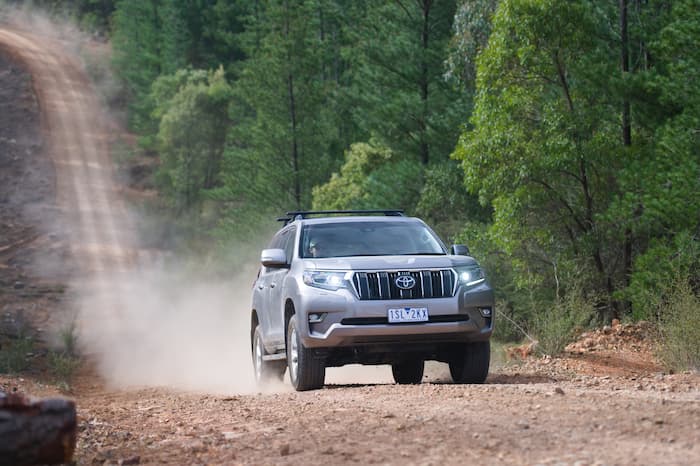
3, 0, 699, 367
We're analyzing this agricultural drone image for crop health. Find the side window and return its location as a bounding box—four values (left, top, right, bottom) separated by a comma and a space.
268, 232, 284, 249
283, 227, 296, 264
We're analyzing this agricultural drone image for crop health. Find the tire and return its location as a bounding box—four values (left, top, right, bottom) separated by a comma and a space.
287, 315, 325, 391
449, 341, 490, 384
252, 325, 286, 385
391, 359, 425, 384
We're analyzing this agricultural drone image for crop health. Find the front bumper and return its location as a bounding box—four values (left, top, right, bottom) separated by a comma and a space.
297, 283, 494, 348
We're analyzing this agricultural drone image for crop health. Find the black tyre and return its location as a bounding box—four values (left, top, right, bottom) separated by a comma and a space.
252, 325, 286, 385
449, 341, 490, 384
287, 315, 325, 391
391, 359, 425, 384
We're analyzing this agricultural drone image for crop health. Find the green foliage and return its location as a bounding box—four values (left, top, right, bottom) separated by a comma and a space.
452, 0, 700, 328
153, 67, 232, 214
47, 351, 80, 386
533, 286, 595, 356
454, 0, 619, 314
112, 0, 249, 139
625, 232, 700, 321
416, 160, 491, 240
0, 337, 33, 374
218, 0, 345, 237
346, 0, 466, 165
49, 321, 81, 385
446, 0, 499, 86
11, 0, 116, 32
657, 277, 700, 372
111, 0, 161, 136
312, 141, 421, 211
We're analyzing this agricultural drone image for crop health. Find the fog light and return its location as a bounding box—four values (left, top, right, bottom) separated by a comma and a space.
479, 307, 492, 317
308, 313, 326, 323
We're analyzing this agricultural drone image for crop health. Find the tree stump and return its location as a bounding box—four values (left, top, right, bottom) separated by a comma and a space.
0, 391, 77, 466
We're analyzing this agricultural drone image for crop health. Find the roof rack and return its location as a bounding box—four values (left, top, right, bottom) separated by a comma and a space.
277, 210, 405, 225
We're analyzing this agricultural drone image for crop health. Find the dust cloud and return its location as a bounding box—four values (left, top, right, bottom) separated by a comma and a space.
76, 262, 269, 394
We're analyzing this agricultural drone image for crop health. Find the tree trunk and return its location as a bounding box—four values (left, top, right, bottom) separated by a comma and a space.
419, 0, 431, 166
0, 392, 77, 466
619, 0, 632, 320
620, 0, 631, 146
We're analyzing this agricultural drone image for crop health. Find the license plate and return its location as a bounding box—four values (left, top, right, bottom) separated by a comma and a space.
388, 307, 429, 323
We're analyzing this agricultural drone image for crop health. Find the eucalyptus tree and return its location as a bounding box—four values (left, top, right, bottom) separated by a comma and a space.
454, 0, 625, 317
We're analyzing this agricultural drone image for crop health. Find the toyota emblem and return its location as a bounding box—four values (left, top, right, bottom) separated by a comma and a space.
395, 275, 416, 290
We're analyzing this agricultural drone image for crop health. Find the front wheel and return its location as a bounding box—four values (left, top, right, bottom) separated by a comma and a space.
252, 325, 285, 385
391, 359, 424, 384
287, 315, 325, 391
449, 341, 490, 384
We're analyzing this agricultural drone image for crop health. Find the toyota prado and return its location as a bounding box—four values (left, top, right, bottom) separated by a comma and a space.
250, 210, 494, 391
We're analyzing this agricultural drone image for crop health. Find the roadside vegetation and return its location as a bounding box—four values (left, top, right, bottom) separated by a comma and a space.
0, 335, 34, 374
4, 0, 699, 370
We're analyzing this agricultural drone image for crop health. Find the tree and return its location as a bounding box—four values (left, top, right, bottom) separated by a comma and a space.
346, 0, 464, 166
111, 0, 162, 135
153, 67, 232, 213
455, 0, 700, 321
312, 141, 422, 211
220, 0, 343, 221
454, 0, 624, 317
445, 0, 499, 87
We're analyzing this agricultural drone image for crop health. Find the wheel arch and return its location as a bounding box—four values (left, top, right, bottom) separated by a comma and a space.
284, 299, 295, 347
250, 310, 259, 349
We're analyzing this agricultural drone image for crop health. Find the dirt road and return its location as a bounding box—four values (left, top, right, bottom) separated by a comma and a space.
0, 24, 698, 466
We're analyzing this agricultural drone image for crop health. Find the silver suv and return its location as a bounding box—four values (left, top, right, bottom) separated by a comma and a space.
250, 210, 494, 391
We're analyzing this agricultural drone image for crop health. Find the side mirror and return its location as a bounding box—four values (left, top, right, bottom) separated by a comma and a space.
450, 244, 470, 256
261, 248, 287, 267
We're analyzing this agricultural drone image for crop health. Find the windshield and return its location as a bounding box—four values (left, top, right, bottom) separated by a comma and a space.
300, 221, 446, 258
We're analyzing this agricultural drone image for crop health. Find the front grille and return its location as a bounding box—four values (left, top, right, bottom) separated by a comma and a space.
352, 270, 455, 300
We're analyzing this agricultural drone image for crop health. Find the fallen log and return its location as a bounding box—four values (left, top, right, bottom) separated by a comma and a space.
0, 391, 77, 466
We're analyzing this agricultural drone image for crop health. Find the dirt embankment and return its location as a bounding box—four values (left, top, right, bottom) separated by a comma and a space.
0, 24, 698, 466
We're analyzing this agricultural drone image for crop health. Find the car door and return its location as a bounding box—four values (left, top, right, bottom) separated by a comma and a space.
255, 231, 285, 342
267, 226, 296, 346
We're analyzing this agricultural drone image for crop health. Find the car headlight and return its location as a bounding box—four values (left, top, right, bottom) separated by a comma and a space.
303, 270, 351, 291
455, 265, 485, 287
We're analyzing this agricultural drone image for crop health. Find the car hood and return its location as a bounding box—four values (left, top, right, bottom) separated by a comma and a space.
303, 255, 477, 271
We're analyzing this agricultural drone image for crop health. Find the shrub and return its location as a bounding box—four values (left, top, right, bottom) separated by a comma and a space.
0, 337, 34, 374
658, 278, 700, 372
47, 351, 80, 386
533, 287, 594, 356
48, 321, 81, 386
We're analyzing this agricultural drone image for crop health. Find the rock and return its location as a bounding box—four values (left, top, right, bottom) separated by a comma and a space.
516, 420, 530, 430
554, 387, 565, 395
280, 444, 290, 456
119, 456, 140, 465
